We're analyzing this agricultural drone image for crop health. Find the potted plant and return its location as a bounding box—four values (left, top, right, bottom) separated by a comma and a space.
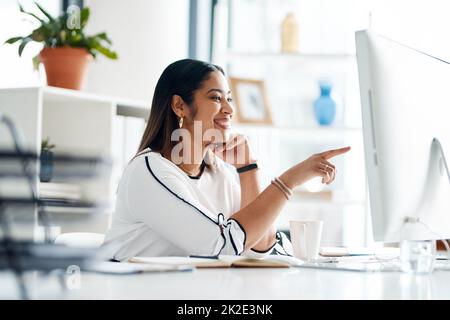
40, 137, 55, 183
4, 2, 118, 90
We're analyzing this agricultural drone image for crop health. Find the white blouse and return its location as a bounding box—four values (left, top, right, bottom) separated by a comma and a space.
104, 149, 286, 261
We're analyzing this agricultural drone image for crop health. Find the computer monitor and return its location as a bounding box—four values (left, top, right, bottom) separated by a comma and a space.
355, 30, 450, 243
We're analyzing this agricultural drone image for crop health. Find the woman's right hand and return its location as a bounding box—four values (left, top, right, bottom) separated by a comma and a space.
280, 146, 351, 189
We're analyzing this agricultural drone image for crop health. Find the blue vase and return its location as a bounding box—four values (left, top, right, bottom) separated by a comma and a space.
313, 82, 336, 126
40, 150, 53, 182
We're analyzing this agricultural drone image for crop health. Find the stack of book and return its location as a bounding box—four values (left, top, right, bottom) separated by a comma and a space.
38, 182, 82, 201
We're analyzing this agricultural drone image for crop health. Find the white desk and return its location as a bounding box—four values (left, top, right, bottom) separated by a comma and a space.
2, 267, 450, 300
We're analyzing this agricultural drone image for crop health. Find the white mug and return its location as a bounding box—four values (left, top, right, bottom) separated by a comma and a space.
289, 220, 323, 261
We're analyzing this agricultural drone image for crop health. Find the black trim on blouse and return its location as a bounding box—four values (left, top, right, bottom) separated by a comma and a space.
187, 160, 206, 180
250, 241, 277, 254
229, 229, 239, 255
227, 218, 247, 250
145, 156, 218, 225
144, 155, 242, 257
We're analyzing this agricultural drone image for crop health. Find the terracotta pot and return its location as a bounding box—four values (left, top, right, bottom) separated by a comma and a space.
39, 47, 93, 90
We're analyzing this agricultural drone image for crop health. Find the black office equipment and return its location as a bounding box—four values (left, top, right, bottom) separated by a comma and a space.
0, 112, 112, 299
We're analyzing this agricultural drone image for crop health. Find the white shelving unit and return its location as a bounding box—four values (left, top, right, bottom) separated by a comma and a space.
235, 123, 361, 133
232, 111, 367, 242
225, 51, 356, 61
214, 21, 367, 245
0, 86, 150, 237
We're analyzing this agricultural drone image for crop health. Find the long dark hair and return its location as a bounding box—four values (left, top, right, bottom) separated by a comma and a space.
137, 59, 225, 157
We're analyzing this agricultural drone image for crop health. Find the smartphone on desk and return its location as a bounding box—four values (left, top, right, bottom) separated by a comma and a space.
298, 262, 397, 273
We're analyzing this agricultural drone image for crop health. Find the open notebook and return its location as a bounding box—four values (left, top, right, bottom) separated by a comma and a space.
129, 254, 304, 268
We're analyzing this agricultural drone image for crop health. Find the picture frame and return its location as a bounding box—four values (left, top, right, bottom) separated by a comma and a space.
229, 77, 273, 124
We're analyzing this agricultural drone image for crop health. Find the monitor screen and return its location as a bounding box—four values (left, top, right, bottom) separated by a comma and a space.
355, 30, 450, 243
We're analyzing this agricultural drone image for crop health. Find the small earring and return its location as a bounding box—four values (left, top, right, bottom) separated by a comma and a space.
178, 117, 184, 128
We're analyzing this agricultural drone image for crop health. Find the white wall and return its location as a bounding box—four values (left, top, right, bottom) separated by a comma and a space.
83, 0, 189, 101
0, 0, 60, 88
369, 0, 450, 61
0, 0, 190, 99
224, 0, 450, 246
228, 0, 450, 57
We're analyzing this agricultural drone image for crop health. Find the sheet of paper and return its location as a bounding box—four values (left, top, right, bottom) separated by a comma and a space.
84, 261, 193, 274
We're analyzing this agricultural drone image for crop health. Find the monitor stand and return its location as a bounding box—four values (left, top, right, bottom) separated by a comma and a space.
432, 138, 450, 253
406, 138, 450, 238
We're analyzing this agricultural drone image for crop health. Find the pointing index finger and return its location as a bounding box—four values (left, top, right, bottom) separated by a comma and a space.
319, 146, 351, 160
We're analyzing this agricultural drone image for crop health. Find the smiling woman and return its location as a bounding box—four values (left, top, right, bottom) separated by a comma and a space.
102, 58, 350, 261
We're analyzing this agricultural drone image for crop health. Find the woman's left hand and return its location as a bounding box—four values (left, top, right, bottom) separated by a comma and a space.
212, 134, 257, 168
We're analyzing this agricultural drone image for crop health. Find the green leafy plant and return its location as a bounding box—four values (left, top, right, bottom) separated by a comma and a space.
41, 137, 55, 153
4, 2, 118, 68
